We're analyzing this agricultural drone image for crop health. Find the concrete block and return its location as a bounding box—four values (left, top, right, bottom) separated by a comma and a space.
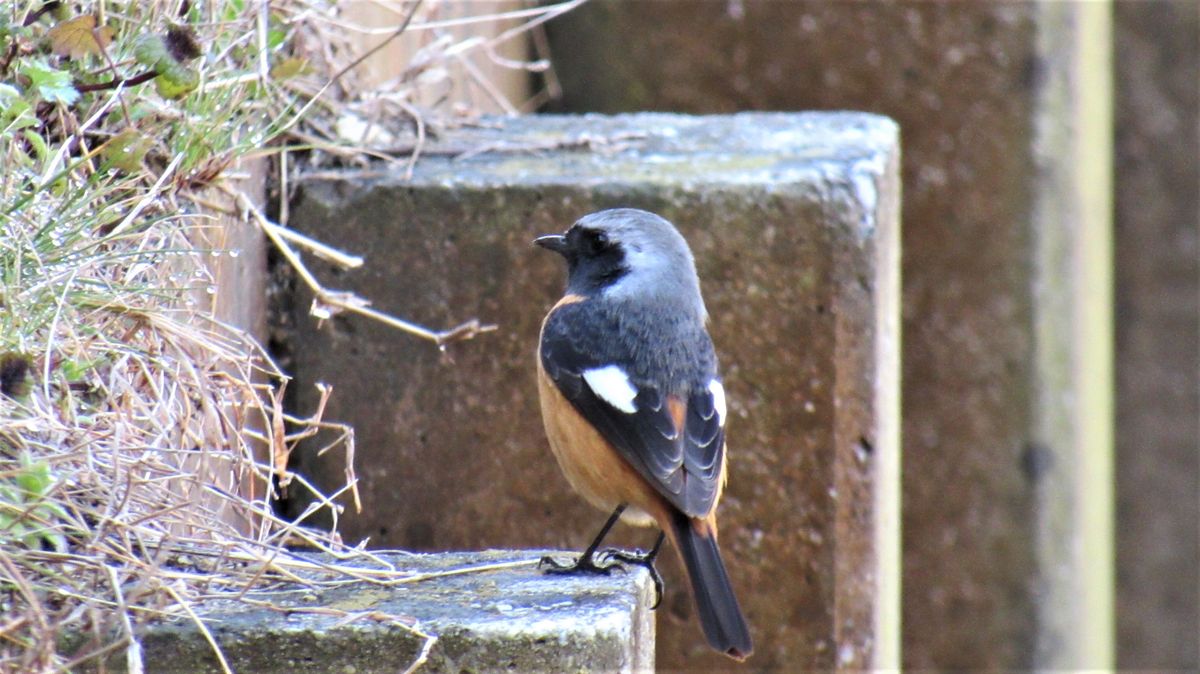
285, 113, 900, 670
86, 550, 653, 673
545, 2, 1114, 668
1113, 1, 1200, 668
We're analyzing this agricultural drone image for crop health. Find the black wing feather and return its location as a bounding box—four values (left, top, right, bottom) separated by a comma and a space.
541, 303, 725, 517
683, 388, 724, 510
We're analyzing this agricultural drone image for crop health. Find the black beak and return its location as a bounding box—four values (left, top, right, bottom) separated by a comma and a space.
534, 234, 569, 255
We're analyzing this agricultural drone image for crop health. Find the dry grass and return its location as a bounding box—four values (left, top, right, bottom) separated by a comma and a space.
0, 0, 578, 671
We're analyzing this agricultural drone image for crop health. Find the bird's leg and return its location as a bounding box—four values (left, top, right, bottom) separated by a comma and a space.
540, 505, 626, 575
599, 531, 666, 608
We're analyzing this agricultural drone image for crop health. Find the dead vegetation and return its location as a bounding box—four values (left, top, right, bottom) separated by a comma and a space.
0, 1, 578, 670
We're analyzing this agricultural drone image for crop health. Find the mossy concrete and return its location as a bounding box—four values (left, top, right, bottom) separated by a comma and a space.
284, 112, 900, 669
86, 550, 654, 673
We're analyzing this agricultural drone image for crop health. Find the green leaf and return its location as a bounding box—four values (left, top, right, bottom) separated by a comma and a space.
39, 500, 70, 522
0, 83, 38, 131
20, 59, 79, 105
16, 459, 52, 498
5, 521, 30, 542
270, 57, 309, 81
155, 62, 199, 99
132, 29, 203, 99
58, 357, 90, 382
133, 33, 168, 68
101, 128, 153, 172
267, 27, 287, 51
0, 483, 20, 507
222, 0, 247, 22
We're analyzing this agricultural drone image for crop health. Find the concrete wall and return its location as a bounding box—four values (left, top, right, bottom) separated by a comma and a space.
284, 113, 901, 670
1113, 2, 1199, 669
544, 1, 1118, 668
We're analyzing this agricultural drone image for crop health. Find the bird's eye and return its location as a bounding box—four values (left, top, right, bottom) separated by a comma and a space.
588, 230, 609, 253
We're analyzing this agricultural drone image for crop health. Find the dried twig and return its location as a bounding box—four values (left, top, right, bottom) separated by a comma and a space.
230, 186, 496, 348
273, 0, 425, 141
1, 0, 587, 670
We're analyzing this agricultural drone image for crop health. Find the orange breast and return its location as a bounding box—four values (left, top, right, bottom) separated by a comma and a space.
536, 358, 667, 528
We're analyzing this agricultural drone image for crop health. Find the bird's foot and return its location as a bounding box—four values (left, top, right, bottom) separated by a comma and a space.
538, 552, 622, 576
597, 547, 665, 609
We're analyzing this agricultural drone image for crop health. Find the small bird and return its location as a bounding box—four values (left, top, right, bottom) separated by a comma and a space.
534, 208, 752, 660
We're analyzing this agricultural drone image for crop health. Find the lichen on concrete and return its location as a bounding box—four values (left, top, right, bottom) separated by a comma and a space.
85, 550, 654, 673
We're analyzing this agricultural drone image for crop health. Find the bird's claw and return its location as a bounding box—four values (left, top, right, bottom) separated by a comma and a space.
596, 547, 665, 609
538, 553, 619, 576
538, 549, 663, 608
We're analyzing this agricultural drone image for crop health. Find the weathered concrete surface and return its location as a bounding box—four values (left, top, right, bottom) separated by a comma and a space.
545, 3, 1114, 669
1113, 2, 1200, 668
90, 550, 653, 673
285, 113, 900, 670
1027, 5, 1114, 668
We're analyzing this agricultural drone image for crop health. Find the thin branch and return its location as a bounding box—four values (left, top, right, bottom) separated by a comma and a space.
160, 583, 233, 674
269, 222, 364, 270
229, 186, 496, 348
390, 98, 426, 180
22, 2, 63, 27
321, 1, 586, 36
274, 0, 424, 140
74, 69, 159, 94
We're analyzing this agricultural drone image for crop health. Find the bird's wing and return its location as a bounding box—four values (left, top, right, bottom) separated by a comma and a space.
540, 307, 726, 518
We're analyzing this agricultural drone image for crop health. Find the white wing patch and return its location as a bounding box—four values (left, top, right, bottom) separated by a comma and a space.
709, 380, 727, 427
582, 365, 639, 414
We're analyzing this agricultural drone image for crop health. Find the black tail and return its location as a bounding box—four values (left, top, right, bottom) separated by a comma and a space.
669, 511, 753, 660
